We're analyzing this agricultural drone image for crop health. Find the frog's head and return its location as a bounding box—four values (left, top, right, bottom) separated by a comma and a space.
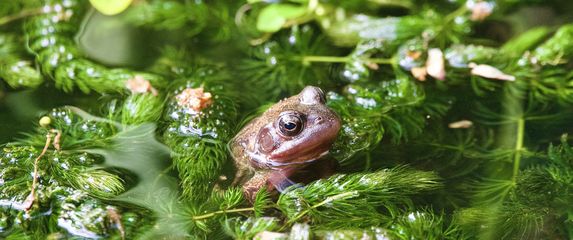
231, 86, 341, 168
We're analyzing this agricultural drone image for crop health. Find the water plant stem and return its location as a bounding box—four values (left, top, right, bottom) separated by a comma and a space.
0, 8, 43, 26
301, 55, 394, 65
512, 118, 525, 181
288, 190, 359, 223
192, 207, 255, 220
434, 4, 469, 47
443, 4, 468, 23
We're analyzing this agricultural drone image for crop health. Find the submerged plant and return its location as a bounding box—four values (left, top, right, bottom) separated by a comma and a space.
1, 0, 573, 239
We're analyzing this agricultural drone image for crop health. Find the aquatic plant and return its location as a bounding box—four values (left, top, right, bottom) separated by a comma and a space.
1, 0, 573, 239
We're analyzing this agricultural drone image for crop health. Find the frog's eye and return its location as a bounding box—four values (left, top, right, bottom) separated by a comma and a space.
277, 112, 304, 137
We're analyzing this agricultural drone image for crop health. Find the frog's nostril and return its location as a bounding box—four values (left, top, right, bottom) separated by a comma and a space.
315, 117, 323, 124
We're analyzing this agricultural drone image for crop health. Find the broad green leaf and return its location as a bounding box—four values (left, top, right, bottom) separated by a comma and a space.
89, 0, 133, 15
257, 4, 307, 33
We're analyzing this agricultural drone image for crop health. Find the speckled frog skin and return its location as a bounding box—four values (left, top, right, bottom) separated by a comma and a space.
230, 86, 341, 200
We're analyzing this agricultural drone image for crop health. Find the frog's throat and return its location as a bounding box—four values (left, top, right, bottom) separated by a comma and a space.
246, 149, 329, 169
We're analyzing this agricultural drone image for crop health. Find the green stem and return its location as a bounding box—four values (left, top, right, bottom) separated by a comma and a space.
368, 58, 395, 64
192, 207, 254, 220
302, 56, 350, 63
301, 56, 394, 65
443, 4, 468, 23
434, 4, 469, 47
365, 153, 371, 171
512, 118, 525, 181
288, 191, 359, 223
494, 80, 526, 181
0, 8, 43, 26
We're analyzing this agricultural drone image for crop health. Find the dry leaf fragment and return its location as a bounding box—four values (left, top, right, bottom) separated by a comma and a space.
468, 1, 494, 21
107, 207, 126, 240
51, 129, 61, 151
365, 62, 380, 70
22, 193, 35, 211
254, 231, 288, 240
175, 87, 213, 112
469, 63, 515, 81
448, 120, 474, 129
426, 48, 446, 81
407, 50, 422, 60
125, 75, 158, 95
411, 67, 428, 81
25, 131, 54, 212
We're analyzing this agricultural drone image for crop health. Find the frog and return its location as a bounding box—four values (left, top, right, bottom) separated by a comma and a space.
230, 86, 341, 200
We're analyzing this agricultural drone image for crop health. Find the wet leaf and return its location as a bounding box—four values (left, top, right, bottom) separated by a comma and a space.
256, 4, 307, 32
89, 0, 133, 15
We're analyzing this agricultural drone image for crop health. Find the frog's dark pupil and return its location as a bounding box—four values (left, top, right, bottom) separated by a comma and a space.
284, 122, 297, 130
277, 113, 304, 137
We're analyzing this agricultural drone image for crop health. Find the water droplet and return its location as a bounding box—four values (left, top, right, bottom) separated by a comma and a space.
288, 35, 296, 45
269, 56, 278, 65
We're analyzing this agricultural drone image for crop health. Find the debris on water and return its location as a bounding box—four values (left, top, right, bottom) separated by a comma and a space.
469, 63, 516, 81
426, 48, 446, 80
467, 0, 494, 21
411, 67, 427, 81
448, 120, 473, 129
125, 75, 158, 96
175, 87, 213, 112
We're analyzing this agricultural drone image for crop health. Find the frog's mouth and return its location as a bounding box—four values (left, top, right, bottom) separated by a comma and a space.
268, 147, 330, 167
267, 124, 340, 166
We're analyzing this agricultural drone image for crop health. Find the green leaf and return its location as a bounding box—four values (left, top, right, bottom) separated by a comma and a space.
89, 0, 133, 16
256, 4, 307, 33
501, 27, 551, 55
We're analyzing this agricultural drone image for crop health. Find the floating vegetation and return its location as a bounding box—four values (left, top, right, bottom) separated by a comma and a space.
1, 0, 573, 239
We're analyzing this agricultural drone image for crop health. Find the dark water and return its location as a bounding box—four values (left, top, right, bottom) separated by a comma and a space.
0, 87, 100, 143
0, 10, 160, 143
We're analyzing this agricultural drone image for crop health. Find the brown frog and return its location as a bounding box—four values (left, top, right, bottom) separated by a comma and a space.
230, 86, 341, 200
